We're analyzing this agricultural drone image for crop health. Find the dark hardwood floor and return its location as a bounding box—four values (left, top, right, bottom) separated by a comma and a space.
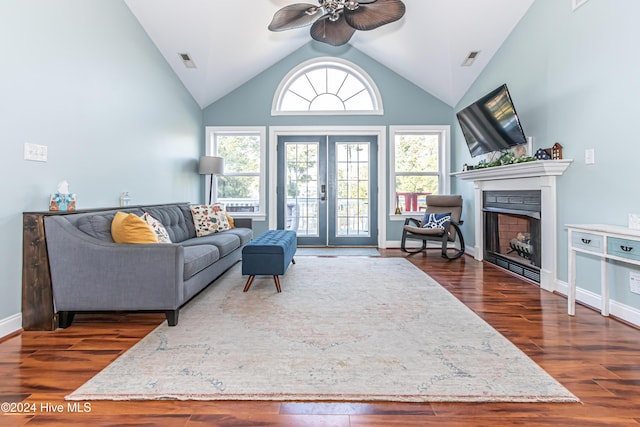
2, 249, 640, 426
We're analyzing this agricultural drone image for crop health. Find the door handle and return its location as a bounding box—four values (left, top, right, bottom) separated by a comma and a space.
320, 184, 326, 201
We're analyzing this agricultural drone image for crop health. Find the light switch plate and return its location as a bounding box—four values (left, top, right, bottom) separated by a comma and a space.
585, 148, 595, 164
24, 143, 48, 162
629, 214, 640, 230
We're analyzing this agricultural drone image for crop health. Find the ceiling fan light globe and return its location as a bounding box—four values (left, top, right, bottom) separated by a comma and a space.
345, 1, 360, 11
305, 6, 320, 16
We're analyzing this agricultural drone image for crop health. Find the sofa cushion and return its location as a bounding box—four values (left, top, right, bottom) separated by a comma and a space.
221, 227, 253, 246
73, 208, 144, 242
144, 205, 195, 243
183, 245, 220, 280
75, 214, 117, 242
111, 212, 159, 244
190, 204, 231, 237
181, 232, 241, 258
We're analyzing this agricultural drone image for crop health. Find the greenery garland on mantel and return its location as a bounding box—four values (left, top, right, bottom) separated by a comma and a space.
472, 151, 537, 169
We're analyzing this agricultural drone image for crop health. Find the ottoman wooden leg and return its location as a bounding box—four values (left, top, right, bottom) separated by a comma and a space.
292, 258, 296, 264
243, 275, 255, 292
273, 275, 282, 293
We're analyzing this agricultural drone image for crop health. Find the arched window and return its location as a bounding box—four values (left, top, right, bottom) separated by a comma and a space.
272, 57, 383, 115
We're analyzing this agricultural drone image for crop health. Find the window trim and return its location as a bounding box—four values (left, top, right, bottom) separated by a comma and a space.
205, 126, 266, 220
271, 57, 384, 116
389, 125, 451, 220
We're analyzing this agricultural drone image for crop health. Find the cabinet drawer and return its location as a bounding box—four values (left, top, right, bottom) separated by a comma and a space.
608, 237, 640, 261
571, 232, 603, 253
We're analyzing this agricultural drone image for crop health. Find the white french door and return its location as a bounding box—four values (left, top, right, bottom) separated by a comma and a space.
277, 135, 378, 246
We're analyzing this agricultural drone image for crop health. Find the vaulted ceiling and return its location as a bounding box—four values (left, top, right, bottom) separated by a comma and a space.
123, 0, 534, 109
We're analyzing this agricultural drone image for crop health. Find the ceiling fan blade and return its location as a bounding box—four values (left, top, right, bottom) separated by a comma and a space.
344, 0, 406, 31
268, 3, 321, 31
310, 15, 356, 46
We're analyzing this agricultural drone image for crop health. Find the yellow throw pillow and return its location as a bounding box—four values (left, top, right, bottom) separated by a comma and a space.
225, 212, 235, 229
111, 212, 159, 244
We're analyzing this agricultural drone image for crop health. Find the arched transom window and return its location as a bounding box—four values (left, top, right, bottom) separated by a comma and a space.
272, 57, 383, 115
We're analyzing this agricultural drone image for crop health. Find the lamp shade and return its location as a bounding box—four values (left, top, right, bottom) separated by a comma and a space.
199, 156, 224, 175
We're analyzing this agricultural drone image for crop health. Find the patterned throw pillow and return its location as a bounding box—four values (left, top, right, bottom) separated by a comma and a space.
422, 212, 451, 230
142, 212, 172, 243
190, 204, 231, 237
212, 202, 235, 229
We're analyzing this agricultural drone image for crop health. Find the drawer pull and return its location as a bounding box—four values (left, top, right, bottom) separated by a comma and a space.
581, 238, 591, 244
620, 245, 633, 252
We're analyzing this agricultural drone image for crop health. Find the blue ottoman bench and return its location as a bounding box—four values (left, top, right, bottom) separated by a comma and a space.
242, 229, 297, 293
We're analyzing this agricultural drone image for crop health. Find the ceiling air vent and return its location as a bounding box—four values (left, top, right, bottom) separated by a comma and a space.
462, 51, 480, 67
179, 53, 196, 69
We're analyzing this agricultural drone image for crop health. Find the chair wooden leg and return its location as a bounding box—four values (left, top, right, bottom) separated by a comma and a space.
402, 237, 428, 254
243, 275, 255, 292
442, 222, 466, 260
273, 275, 282, 293
291, 258, 296, 264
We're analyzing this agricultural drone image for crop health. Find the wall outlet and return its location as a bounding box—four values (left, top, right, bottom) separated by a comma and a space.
631, 272, 640, 295
630, 214, 640, 230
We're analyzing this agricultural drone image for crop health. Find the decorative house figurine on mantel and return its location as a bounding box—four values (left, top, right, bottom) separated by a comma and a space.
551, 142, 563, 160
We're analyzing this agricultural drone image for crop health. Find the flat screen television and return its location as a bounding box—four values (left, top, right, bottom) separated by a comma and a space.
456, 84, 528, 157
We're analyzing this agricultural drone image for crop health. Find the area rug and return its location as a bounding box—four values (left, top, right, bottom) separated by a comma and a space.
296, 247, 380, 256
67, 257, 578, 402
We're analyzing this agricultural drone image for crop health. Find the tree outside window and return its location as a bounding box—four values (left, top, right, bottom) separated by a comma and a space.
207, 128, 265, 216
392, 129, 448, 214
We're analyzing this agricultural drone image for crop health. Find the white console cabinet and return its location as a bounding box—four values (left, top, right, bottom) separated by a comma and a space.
566, 224, 640, 316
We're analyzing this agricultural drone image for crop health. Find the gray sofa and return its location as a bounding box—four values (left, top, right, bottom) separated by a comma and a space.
43, 203, 252, 327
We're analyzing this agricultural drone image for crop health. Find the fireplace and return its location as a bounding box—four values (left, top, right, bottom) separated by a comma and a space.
452, 160, 572, 292
483, 190, 541, 283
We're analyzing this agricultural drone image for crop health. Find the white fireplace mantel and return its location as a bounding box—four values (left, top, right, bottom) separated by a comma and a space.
451, 160, 572, 181
452, 160, 573, 292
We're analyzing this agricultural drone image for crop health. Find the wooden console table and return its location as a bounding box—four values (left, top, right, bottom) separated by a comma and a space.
22, 209, 84, 331
566, 224, 640, 317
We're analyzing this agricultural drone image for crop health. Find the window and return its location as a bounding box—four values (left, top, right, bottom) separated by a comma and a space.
272, 57, 383, 115
389, 126, 450, 216
205, 127, 266, 218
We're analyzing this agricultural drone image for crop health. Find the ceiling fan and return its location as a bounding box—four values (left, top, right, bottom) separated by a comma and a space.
268, 0, 406, 47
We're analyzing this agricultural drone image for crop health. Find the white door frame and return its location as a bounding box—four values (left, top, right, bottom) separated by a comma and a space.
269, 126, 387, 248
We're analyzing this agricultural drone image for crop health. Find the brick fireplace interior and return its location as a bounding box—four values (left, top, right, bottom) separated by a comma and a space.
483, 190, 541, 283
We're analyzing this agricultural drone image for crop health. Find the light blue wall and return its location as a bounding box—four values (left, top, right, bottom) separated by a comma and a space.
203, 42, 454, 236
0, 1, 203, 326
452, 0, 640, 306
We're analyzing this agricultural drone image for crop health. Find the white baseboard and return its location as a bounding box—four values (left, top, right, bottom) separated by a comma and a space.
555, 280, 640, 327
0, 313, 22, 340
